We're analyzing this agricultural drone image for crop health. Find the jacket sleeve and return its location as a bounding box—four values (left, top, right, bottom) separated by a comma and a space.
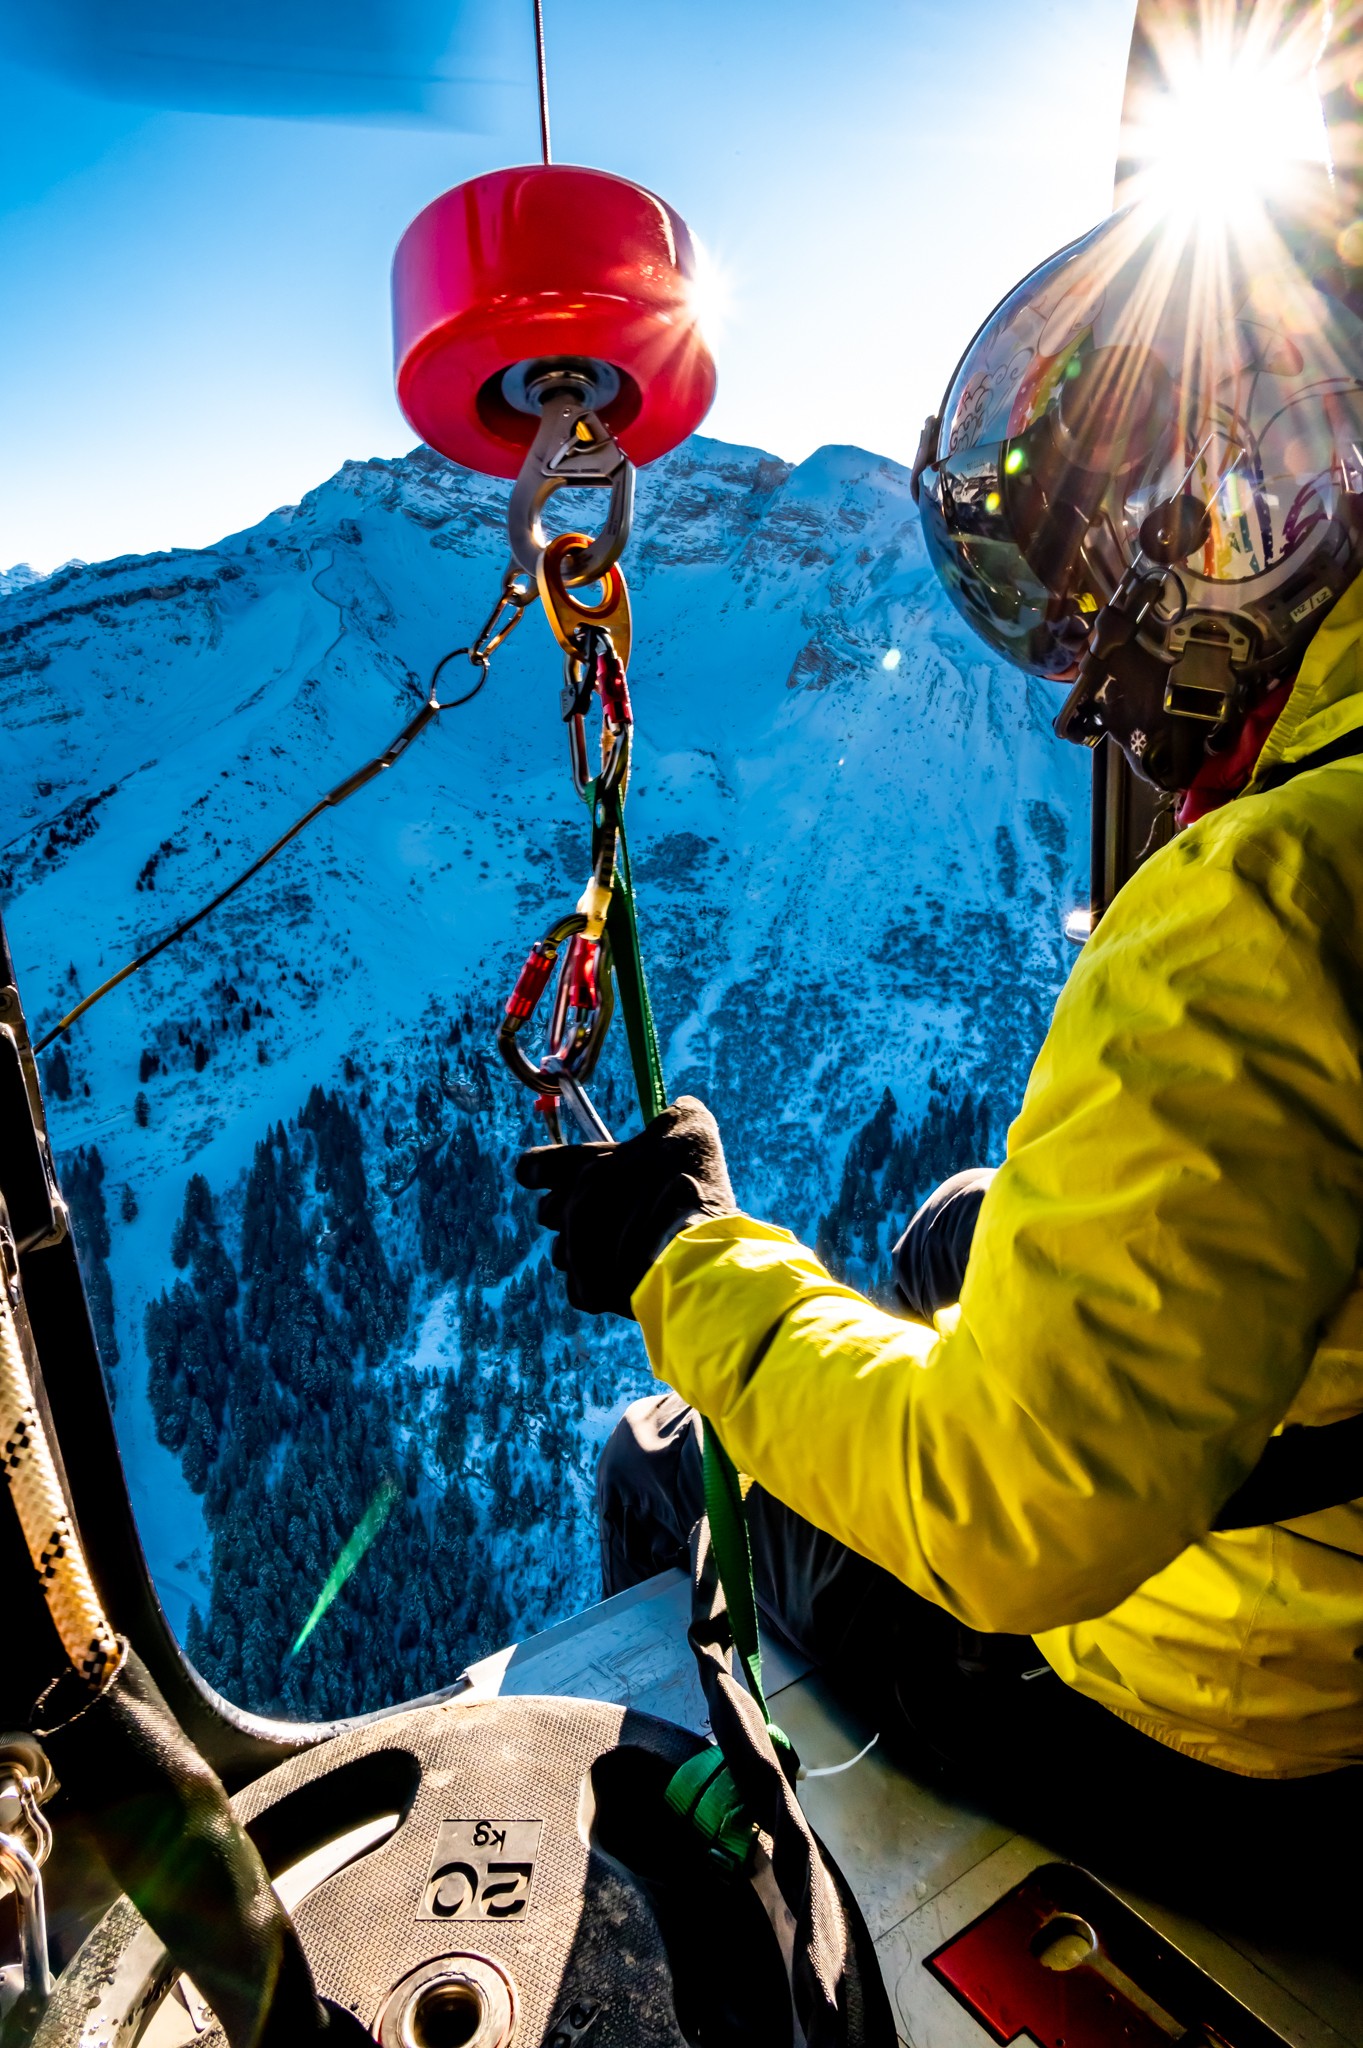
632, 813, 1363, 1633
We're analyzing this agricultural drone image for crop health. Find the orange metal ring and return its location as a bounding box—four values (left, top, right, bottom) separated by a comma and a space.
536, 533, 632, 669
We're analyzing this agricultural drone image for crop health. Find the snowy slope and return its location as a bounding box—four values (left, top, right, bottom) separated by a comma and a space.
0, 435, 1088, 1715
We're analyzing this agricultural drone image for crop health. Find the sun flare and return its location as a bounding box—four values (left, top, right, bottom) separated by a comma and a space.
687, 235, 737, 350
1121, 0, 1331, 238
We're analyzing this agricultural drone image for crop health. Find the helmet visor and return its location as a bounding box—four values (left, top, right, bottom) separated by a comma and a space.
919, 203, 1363, 678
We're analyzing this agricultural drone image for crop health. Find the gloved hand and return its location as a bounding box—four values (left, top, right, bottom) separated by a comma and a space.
516, 1095, 736, 1318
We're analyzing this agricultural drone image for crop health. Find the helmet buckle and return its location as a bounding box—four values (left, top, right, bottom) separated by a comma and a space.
1163, 619, 1251, 724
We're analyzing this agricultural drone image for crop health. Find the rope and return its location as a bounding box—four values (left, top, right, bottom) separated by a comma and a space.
0, 1288, 121, 1693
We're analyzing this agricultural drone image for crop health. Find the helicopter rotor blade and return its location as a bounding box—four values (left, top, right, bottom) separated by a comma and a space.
0, 0, 521, 129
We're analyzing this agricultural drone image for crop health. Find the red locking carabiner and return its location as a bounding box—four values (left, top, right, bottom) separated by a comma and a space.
497, 912, 616, 1113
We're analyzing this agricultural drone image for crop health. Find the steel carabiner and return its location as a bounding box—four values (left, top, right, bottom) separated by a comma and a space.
507, 385, 635, 586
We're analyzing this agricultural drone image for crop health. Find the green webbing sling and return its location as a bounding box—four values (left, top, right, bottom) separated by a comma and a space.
698, 1428, 784, 1735
598, 799, 787, 1871
603, 818, 668, 1126
662, 1431, 792, 1871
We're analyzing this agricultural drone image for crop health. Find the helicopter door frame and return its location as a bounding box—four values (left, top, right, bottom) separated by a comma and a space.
0, 909, 470, 1792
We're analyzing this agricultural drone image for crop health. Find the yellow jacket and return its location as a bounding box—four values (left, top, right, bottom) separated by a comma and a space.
634, 576, 1363, 1778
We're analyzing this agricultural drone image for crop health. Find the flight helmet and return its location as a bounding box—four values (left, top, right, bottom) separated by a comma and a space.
914, 199, 1363, 788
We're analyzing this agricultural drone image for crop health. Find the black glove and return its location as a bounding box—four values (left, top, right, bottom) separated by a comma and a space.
516, 1095, 736, 1317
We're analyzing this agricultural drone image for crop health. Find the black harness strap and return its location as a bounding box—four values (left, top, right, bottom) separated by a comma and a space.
1214, 725, 1363, 1529
1252, 725, 1363, 792
1214, 1413, 1363, 1530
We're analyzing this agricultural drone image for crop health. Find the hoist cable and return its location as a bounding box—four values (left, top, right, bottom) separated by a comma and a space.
532, 0, 552, 165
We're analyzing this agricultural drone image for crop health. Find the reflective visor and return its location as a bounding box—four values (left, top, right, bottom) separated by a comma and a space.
919, 203, 1363, 680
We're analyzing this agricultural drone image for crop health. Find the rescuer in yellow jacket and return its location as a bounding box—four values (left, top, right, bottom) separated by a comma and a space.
522, 186, 1363, 1814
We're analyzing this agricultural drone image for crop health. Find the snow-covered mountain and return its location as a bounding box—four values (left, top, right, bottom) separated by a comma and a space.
0, 434, 1088, 1717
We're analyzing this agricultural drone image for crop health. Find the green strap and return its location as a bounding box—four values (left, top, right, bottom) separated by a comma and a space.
663, 1747, 757, 1870
604, 814, 668, 1125
703, 1432, 781, 1732
662, 1433, 792, 1873
601, 794, 779, 1731
597, 779, 785, 1863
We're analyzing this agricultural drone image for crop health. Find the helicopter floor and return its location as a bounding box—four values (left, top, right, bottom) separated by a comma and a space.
461, 1570, 1363, 2048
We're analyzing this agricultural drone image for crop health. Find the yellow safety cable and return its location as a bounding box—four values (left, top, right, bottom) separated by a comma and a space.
0, 1287, 122, 1692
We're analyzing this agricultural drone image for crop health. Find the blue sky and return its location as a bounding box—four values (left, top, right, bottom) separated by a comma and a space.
0, 1, 1137, 570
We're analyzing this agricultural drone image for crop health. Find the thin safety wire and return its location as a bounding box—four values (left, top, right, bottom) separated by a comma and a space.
533, 0, 552, 163
33, 660, 488, 1055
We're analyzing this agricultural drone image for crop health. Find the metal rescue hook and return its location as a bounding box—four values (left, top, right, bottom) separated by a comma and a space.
548, 1063, 615, 1142
506, 371, 636, 586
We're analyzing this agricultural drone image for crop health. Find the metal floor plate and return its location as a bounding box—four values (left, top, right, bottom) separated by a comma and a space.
463, 1572, 1363, 2048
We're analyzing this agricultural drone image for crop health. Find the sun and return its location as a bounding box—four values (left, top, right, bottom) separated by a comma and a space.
1121, 0, 1331, 239
687, 236, 737, 351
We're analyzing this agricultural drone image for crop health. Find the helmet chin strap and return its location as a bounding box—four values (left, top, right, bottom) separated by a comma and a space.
1051, 494, 1256, 794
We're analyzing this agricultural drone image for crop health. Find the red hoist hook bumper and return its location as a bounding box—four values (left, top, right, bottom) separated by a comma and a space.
391, 163, 717, 479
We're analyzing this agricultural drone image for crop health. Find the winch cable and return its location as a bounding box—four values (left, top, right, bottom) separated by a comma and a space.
33, 564, 536, 1055
532, 0, 552, 165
